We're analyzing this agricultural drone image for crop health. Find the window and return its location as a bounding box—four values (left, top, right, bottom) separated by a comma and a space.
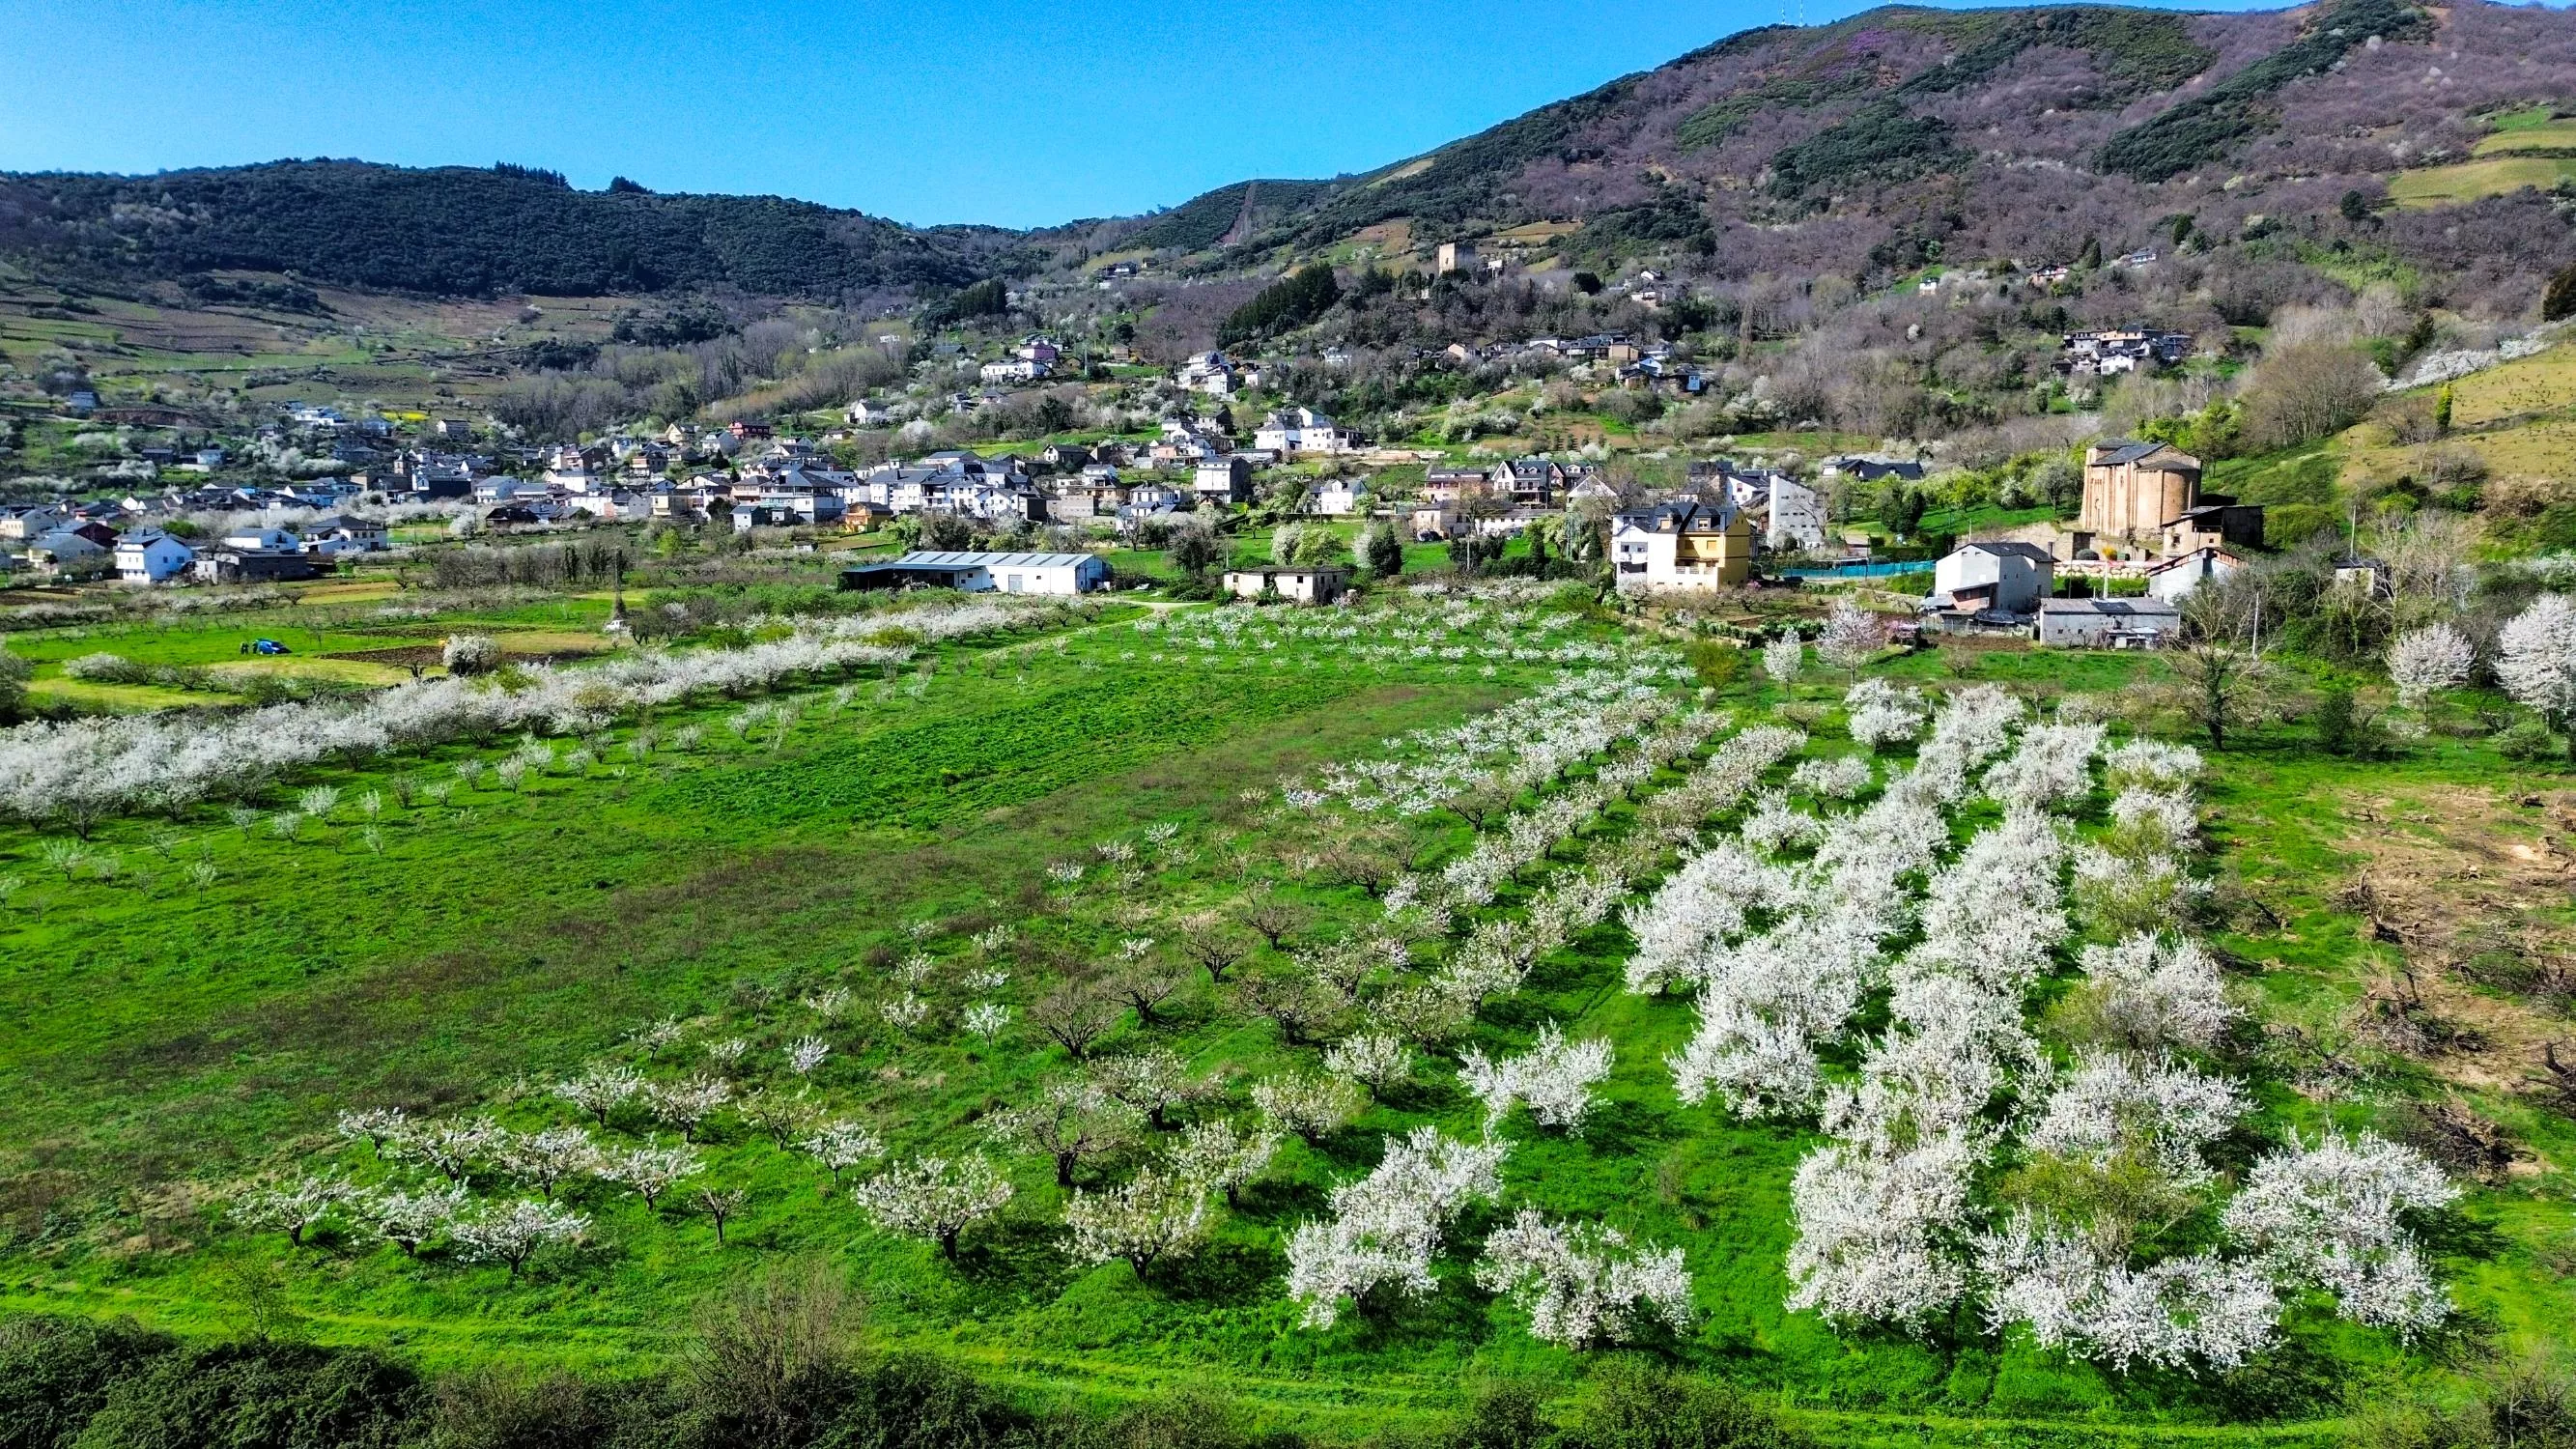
1005, 574, 1024, 592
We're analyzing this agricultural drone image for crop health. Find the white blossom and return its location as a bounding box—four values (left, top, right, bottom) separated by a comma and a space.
2076, 933, 2237, 1049
1284, 1128, 1508, 1328
785, 1037, 831, 1075
2388, 623, 2475, 708
1474, 1209, 1695, 1347
1252, 1072, 1363, 1143
1844, 678, 1928, 753
850, 1154, 1016, 1260
797, 1120, 885, 1184
449, 1198, 589, 1276
2221, 1131, 2457, 1334
1323, 1034, 1413, 1094
1975, 1211, 2279, 1373
2497, 593, 2576, 725
1460, 1022, 1613, 1133
1063, 1167, 1213, 1272
1789, 754, 1873, 800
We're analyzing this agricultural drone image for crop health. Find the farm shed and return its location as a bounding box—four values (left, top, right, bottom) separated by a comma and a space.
840, 550, 1107, 595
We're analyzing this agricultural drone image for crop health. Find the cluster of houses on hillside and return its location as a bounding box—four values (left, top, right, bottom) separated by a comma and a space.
1919, 438, 2265, 646
0, 502, 382, 584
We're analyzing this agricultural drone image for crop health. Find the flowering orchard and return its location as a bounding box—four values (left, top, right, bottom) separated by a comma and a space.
2, 583, 2508, 1424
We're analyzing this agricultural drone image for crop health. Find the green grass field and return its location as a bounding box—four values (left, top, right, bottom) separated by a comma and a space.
2, 589, 2571, 1447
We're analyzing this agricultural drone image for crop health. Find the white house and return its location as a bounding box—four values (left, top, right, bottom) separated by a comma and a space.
1310, 477, 1368, 516
980, 357, 1047, 384
115, 529, 194, 584
2145, 545, 2244, 602
1763, 474, 1826, 552
845, 399, 897, 426
221, 526, 303, 554
1177, 352, 1238, 396
1254, 407, 1354, 457
302, 514, 389, 552
1195, 457, 1254, 504
1929, 541, 2054, 617
1223, 565, 1350, 605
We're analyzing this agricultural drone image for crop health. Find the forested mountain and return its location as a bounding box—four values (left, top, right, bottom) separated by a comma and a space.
0, 160, 1019, 300
10, 0, 2576, 306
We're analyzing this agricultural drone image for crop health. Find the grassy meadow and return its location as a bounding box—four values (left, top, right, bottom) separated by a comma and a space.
0, 582, 2571, 1448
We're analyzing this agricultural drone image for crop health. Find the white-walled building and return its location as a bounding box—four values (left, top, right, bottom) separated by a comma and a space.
1929, 541, 2054, 617
115, 529, 194, 584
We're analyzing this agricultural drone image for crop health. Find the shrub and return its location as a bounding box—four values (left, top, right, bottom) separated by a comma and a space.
1559, 1361, 1812, 1449
2497, 717, 2558, 760
444, 635, 503, 676
61, 653, 149, 684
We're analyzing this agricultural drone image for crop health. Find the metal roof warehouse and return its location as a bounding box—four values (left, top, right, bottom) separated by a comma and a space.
839, 550, 1109, 594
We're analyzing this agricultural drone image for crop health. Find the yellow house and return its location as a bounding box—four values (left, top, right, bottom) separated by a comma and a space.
1611, 499, 1753, 590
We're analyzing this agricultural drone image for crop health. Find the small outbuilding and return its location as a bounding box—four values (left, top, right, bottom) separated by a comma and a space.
1222, 565, 1350, 605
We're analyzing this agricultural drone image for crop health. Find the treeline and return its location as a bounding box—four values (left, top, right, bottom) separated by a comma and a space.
2097, 0, 2432, 181
429, 542, 633, 591
0, 161, 1007, 299
0, 1311, 1809, 1449
1218, 265, 1341, 345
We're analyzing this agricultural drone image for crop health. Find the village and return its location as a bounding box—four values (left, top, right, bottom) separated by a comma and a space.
0, 317, 2272, 655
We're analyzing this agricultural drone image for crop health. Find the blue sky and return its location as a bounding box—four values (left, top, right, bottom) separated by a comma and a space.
6, 0, 2278, 229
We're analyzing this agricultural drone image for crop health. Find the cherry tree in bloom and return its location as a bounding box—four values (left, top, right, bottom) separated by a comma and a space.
1252, 1072, 1364, 1145
502, 1125, 605, 1200
365, 1182, 469, 1257
1461, 1022, 1614, 1133
554, 1064, 643, 1127
1981, 723, 2106, 811
2102, 738, 2203, 793
2221, 1131, 2457, 1334
1975, 1210, 2279, 1373
1092, 1048, 1219, 1129
851, 1154, 1016, 1262
2071, 843, 2204, 941
1785, 1130, 1981, 1326
1172, 1119, 1280, 1207
2497, 593, 2576, 733
1815, 602, 1883, 681
1763, 631, 1804, 688
785, 1037, 831, 1075
1665, 914, 1880, 1118
1322, 1034, 1413, 1096
1474, 1209, 1695, 1347
233, 1175, 352, 1246
2075, 933, 2237, 1050
645, 1077, 732, 1142
1063, 1167, 1213, 1273
408, 1118, 505, 1187
335, 1106, 414, 1158
2387, 623, 2475, 708
2024, 1051, 2247, 1189
2109, 788, 2200, 857
594, 1141, 701, 1208
1844, 678, 1929, 753
1741, 791, 1825, 854
798, 1120, 885, 1185
962, 1002, 1011, 1044
1284, 1128, 1508, 1328
1789, 754, 1873, 801
450, 1199, 589, 1278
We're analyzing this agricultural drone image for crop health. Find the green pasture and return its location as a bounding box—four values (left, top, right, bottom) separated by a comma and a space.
0, 610, 2569, 1445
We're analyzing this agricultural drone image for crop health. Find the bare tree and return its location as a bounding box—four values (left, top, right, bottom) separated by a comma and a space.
987, 1081, 1142, 1186
695, 1186, 749, 1248
1237, 968, 1345, 1047
1114, 963, 1189, 1028
1029, 978, 1123, 1060
1174, 911, 1251, 983
685, 1259, 858, 1437
1239, 884, 1314, 952
2165, 643, 2269, 750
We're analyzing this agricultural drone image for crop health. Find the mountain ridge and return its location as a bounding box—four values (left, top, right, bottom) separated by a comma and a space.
7, 0, 2576, 302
